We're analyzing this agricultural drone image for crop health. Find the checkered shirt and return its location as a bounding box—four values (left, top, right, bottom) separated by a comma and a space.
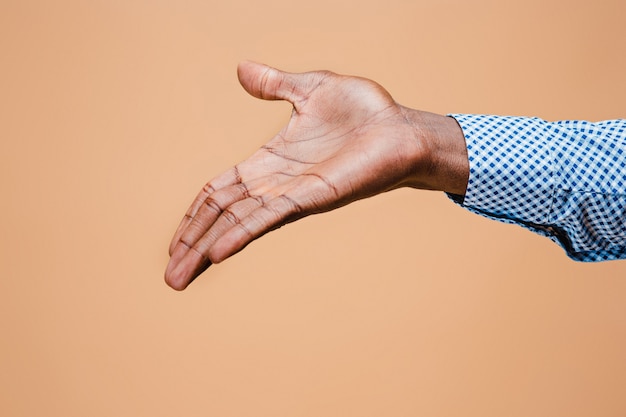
448, 114, 626, 262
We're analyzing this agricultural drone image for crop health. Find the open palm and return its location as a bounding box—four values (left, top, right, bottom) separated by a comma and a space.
165, 62, 457, 290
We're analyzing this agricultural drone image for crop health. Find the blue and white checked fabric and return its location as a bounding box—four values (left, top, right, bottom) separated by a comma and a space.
448, 114, 626, 261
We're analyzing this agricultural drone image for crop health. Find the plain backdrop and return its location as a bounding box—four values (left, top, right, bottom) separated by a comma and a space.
1, 0, 625, 416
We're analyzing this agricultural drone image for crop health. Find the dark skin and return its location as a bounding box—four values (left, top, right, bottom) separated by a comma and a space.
165, 61, 469, 290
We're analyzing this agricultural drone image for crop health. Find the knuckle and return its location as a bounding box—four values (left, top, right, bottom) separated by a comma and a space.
204, 198, 222, 214
202, 183, 215, 194
236, 222, 254, 239
222, 208, 240, 225
279, 194, 303, 215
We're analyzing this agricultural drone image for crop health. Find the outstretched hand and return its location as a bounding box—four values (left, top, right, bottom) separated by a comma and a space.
165, 62, 468, 290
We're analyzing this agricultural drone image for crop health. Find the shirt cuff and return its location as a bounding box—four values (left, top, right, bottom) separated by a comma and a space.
446, 113, 626, 262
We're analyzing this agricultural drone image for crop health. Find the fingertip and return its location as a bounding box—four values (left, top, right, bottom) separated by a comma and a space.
237, 60, 263, 77
164, 259, 191, 291
206, 242, 227, 265
236, 60, 251, 82
164, 272, 188, 291
236, 60, 303, 102
164, 248, 212, 291
208, 251, 225, 265
164, 261, 198, 291
237, 60, 267, 96
164, 258, 189, 291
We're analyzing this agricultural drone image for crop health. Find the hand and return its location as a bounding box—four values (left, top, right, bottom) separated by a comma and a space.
165, 61, 468, 290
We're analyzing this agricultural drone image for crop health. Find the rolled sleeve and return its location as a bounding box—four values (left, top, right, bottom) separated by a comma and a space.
448, 114, 626, 262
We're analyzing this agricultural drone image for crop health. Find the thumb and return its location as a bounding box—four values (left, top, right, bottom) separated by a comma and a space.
237, 61, 306, 103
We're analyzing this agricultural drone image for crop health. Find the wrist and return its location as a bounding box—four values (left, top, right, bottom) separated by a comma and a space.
400, 108, 469, 195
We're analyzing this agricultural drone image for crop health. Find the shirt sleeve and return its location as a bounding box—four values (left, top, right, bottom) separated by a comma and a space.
447, 114, 626, 262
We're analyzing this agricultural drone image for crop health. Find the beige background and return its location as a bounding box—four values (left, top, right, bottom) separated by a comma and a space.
1, 0, 625, 416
